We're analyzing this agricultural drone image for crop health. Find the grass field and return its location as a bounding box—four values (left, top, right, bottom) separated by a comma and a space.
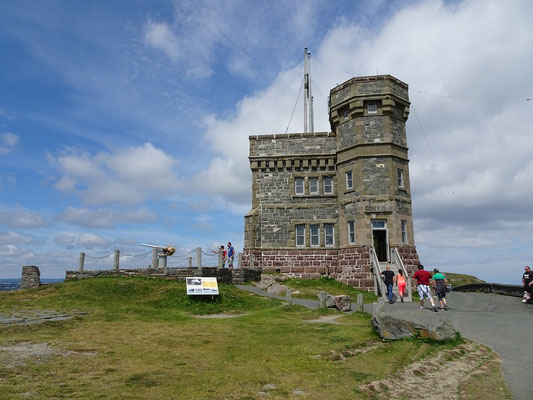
444, 272, 485, 288
0, 276, 509, 399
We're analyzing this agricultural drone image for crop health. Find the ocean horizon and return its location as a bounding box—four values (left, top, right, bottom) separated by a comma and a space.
0, 278, 64, 292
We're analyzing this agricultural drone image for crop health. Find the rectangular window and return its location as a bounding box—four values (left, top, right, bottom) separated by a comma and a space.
367, 102, 377, 114
310, 225, 320, 246
323, 177, 333, 194
397, 169, 404, 187
401, 220, 407, 244
295, 178, 305, 195
345, 171, 353, 190
325, 224, 334, 246
394, 105, 403, 118
309, 178, 319, 194
372, 220, 386, 229
296, 225, 305, 246
348, 221, 355, 244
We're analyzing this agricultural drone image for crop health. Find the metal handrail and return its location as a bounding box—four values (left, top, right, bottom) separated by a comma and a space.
370, 247, 387, 298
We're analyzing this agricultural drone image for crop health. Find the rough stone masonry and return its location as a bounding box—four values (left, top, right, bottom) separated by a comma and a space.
242, 75, 420, 291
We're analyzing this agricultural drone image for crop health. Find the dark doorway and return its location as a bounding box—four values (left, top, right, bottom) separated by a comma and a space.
373, 230, 388, 262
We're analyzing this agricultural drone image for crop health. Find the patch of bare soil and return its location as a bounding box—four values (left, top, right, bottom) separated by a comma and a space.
0, 342, 61, 368
305, 314, 344, 325
193, 313, 250, 319
360, 340, 505, 399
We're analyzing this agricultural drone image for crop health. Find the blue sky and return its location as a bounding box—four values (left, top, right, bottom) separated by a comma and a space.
0, 0, 532, 283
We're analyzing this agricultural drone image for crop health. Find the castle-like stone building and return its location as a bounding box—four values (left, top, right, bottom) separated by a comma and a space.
243, 75, 420, 291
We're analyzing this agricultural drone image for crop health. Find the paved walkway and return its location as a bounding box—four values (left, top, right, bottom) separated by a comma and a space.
238, 285, 532, 400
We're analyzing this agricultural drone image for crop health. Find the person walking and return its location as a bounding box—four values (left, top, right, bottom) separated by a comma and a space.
522, 266, 533, 303
395, 269, 407, 303
413, 264, 438, 312
431, 268, 448, 310
381, 266, 395, 304
227, 242, 235, 270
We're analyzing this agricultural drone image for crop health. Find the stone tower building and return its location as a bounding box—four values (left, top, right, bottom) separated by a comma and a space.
243, 75, 420, 292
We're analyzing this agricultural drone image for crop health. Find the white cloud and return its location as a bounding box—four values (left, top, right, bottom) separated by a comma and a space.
49, 142, 181, 206
0, 205, 46, 228
193, 0, 533, 276
57, 206, 156, 229
54, 233, 109, 249
0, 132, 19, 154
0, 230, 33, 245
143, 20, 179, 60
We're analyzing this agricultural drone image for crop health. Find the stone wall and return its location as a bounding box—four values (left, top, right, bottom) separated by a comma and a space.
65, 267, 261, 285
452, 283, 524, 298
397, 246, 420, 276
242, 247, 374, 291
20, 265, 41, 289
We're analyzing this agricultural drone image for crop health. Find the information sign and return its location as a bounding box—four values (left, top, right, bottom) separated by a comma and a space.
186, 277, 219, 295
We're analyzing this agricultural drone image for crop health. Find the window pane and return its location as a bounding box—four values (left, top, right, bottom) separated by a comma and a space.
295, 178, 304, 195
325, 224, 334, 246
296, 225, 305, 246
346, 171, 353, 189
401, 220, 407, 243
372, 220, 386, 229
309, 178, 318, 194
368, 102, 377, 113
397, 169, 403, 187
323, 177, 333, 194
310, 225, 319, 246
348, 221, 355, 244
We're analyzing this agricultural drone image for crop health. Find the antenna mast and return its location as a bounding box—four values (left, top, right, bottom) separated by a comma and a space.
304, 47, 314, 133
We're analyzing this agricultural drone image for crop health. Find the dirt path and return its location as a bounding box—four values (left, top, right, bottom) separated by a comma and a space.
361, 340, 509, 399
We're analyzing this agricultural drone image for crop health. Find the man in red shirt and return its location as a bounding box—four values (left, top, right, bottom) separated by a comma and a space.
413, 264, 438, 312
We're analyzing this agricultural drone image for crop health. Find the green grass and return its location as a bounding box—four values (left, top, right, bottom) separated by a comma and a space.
0, 276, 496, 399
444, 272, 485, 288
282, 276, 378, 303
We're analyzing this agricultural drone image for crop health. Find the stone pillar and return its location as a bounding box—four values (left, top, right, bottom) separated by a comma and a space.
188, 257, 192, 268
196, 247, 202, 268
152, 248, 159, 268
159, 255, 167, 267
79, 252, 85, 272
286, 289, 292, 306
318, 291, 327, 309
249, 254, 255, 269
113, 250, 120, 270
356, 294, 364, 312
20, 266, 41, 290
217, 251, 223, 268
238, 253, 242, 269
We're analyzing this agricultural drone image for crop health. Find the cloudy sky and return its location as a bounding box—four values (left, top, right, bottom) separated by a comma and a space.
0, 0, 531, 283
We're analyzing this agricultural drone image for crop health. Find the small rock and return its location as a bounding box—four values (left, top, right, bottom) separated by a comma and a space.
267, 284, 289, 296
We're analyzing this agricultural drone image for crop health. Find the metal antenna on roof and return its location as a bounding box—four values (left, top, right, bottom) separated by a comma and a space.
304, 47, 314, 134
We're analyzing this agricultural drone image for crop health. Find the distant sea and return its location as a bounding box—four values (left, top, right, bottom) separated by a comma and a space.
0, 278, 64, 292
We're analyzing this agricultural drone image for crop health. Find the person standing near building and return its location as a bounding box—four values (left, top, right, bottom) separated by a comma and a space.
212, 245, 227, 268
431, 268, 448, 310
381, 266, 395, 304
522, 266, 533, 303
413, 265, 438, 312
395, 269, 407, 303
227, 242, 235, 270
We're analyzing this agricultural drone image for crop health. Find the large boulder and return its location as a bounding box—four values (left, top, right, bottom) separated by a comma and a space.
326, 294, 336, 308
334, 295, 352, 312
371, 307, 457, 341
267, 284, 289, 296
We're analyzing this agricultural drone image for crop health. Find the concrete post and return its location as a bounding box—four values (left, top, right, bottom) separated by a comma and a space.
79, 252, 85, 272
152, 248, 159, 268
113, 250, 120, 270
356, 294, 364, 312
217, 251, 223, 268
159, 255, 167, 267
238, 253, 242, 269
196, 247, 201, 268
286, 289, 292, 306
188, 257, 192, 268
318, 291, 327, 309
249, 254, 254, 269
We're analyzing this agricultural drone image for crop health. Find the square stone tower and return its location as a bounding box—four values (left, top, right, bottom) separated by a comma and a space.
243, 75, 420, 291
